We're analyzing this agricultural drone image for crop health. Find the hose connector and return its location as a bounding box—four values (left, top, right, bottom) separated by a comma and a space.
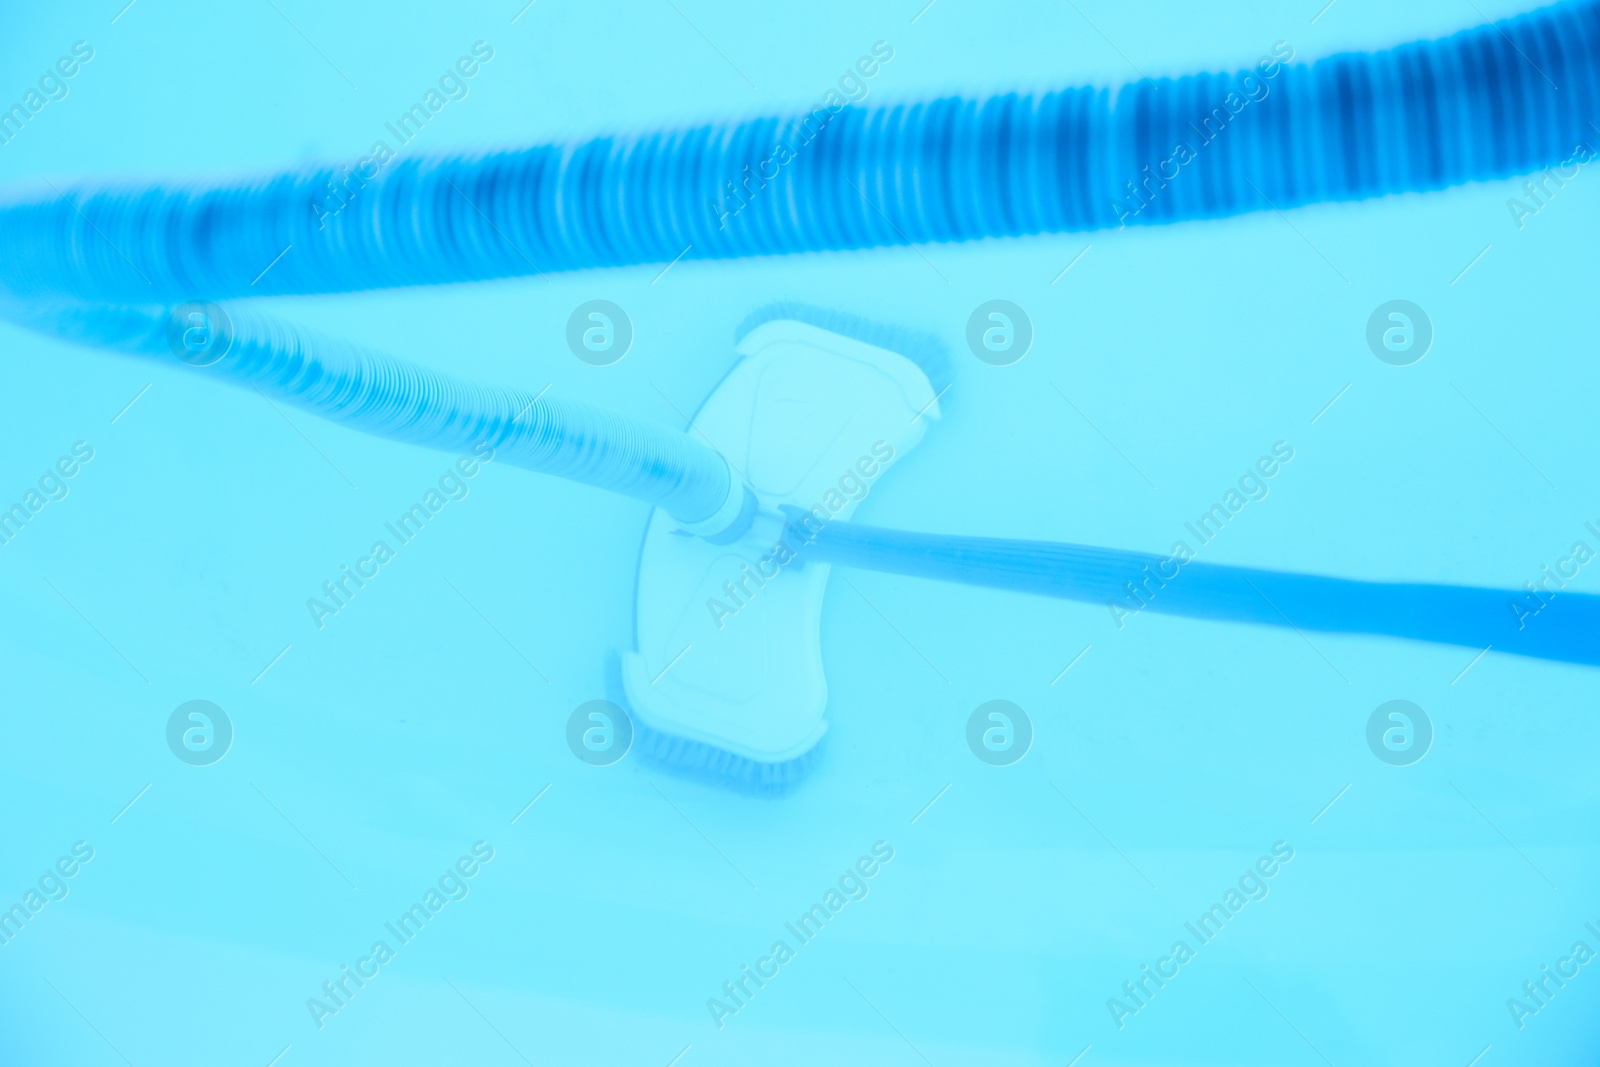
674, 460, 757, 544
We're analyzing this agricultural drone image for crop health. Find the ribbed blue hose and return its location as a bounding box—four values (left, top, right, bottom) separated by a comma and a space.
5, 300, 732, 523
0, 1, 1594, 301
805, 520, 1600, 667
3, 5, 1593, 665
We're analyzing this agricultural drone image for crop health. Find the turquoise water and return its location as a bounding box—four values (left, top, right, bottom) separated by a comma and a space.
2, 1, 1599, 1064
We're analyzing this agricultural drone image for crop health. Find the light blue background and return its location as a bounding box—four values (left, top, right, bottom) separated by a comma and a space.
1, 0, 1596, 1064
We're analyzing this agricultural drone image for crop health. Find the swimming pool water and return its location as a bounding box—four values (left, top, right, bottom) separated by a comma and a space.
1, 1, 1597, 1064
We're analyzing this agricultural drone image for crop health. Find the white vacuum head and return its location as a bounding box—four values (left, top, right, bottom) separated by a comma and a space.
619, 309, 945, 792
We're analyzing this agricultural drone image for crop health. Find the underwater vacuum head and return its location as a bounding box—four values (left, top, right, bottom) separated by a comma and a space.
619, 306, 946, 794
